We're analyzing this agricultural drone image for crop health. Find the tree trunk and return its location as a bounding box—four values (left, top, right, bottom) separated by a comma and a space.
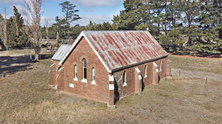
34, 45, 41, 60
46, 26, 49, 43
56, 31, 59, 45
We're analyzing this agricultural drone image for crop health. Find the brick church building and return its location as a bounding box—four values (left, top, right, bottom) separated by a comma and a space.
49, 31, 171, 107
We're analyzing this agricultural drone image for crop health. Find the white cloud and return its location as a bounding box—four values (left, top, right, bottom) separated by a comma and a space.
9, 5, 25, 14
69, 0, 122, 7
0, 0, 23, 4
40, 16, 55, 27
72, 15, 113, 26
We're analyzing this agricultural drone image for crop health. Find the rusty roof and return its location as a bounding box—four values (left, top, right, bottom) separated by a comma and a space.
59, 31, 168, 72
52, 44, 72, 61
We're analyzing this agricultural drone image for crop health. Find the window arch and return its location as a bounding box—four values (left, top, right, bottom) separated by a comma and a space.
144, 65, 147, 78
83, 58, 87, 79
123, 71, 127, 86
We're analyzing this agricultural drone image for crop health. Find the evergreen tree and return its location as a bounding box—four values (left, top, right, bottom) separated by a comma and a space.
6, 6, 28, 48
59, 1, 81, 39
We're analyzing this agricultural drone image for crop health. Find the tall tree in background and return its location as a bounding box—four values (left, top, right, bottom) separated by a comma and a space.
0, 14, 4, 46
150, 0, 166, 34
2, 8, 8, 50
23, 0, 42, 60
52, 16, 65, 44
112, 0, 139, 30
59, 1, 81, 40
45, 19, 49, 43
180, 0, 200, 45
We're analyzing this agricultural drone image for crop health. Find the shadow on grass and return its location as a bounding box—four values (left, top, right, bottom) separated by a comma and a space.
0, 54, 53, 78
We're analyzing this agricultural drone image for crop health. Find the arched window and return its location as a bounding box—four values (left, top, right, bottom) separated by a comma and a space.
73, 64, 78, 81
92, 67, 95, 81
123, 71, 127, 86
159, 60, 162, 72
144, 65, 147, 78
83, 58, 87, 79
91, 67, 96, 84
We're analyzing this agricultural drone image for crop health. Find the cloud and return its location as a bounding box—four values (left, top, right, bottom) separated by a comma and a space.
72, 15, 113, 26
40, 16, 56, 27
0, 0, 23, 4
69, 0, 122, 7
10, 5, 25, 14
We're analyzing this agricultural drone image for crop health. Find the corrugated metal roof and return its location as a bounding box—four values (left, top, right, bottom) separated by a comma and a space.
83, 31, 168, 70
52, 44, 72, 61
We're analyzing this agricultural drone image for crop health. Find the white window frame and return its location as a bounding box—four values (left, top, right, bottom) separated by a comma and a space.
159, 60, 162, 72
91, 67, 96, 84
123, 71, 127, 86
73, 64, 78, 81
81, 58, 87, 83
144, 65, 147, 78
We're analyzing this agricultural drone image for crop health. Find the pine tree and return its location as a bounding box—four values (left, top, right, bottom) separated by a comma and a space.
6, 6, 28, 48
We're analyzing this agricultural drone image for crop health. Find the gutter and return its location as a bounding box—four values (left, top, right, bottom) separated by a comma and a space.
110, 54, 169, 74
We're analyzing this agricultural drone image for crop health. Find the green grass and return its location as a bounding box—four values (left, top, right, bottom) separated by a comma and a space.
168, 55, 222, 75
0, 55, 221, 123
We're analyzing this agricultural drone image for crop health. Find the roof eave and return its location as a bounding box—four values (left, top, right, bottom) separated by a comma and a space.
110, 54, 169, 74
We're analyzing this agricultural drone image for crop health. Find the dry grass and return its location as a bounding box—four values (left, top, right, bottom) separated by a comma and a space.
0, 54, 222, 123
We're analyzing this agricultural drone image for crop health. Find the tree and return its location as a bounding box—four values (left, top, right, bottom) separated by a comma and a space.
112, 0, 140, 30
23, 0, 43, 60
52, 16, 66, 44
45, 19, 49, 43
1, 8, 8, 50
59, 1, 81, 40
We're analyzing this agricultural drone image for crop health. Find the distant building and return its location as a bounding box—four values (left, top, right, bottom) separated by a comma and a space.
49, 31, 172, 107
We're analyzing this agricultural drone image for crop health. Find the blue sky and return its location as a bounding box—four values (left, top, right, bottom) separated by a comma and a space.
0, 0, 124, 26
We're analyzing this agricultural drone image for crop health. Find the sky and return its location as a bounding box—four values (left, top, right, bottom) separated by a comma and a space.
0, 0, 124, 26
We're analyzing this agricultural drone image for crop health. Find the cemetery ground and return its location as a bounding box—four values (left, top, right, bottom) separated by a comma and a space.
0, 49, 222, 123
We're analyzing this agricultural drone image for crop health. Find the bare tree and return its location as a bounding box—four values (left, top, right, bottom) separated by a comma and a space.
45, 19, 49, 43
23, 0, 42, 60
0, 14, 4, 41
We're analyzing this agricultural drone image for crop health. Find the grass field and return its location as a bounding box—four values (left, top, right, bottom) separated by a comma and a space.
0, 51, 222, 123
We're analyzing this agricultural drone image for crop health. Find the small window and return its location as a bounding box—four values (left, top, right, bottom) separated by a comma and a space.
123, 71, 127, 86
144, 65, 147, 78
83, 58, 87, 79
91, 67, 96, 84
73, 65, 78, 81
159, 60, 162, 72
92, 67, 95, 81
75, 65, 77, 77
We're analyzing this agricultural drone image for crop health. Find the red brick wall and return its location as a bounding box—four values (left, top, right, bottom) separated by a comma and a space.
167, 59, 172, 76
57, 68, 64, 91
61, 37, 109, 103
48, 61, 61, 86
113, 67, 135, 99
113, 58, 169, 99
48, 64, 56, 86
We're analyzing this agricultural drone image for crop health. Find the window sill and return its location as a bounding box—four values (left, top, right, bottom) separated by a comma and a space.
81, 79, 87, 83
144, 75, 147, 78
123, 83, 127, 87
69, 83, 74, 88
73, 77, 78, 81
91, 80, 96, 85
